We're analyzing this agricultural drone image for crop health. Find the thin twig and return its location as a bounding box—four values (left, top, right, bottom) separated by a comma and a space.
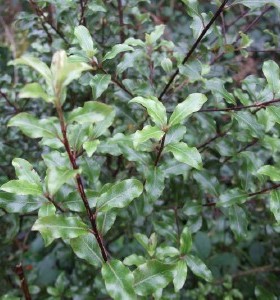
79, 0, 88, 26
154, 134, 166, 166
117, 0, 125, 43
15, 263, 32, 300
158, 0, 230, 101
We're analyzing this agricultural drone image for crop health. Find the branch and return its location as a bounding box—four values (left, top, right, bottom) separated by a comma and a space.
44, 194, 66, 213
79, 0, 88, 26
0, 90, 20, 113
198, 98, 280, 113
158, 0, 230, 101
15, 263, 32, 300
154, 133, 166, 167
55, 104, 108, 262
117, 0, 125, 43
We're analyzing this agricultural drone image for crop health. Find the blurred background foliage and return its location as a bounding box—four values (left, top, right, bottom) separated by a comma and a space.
0, 0, 280, 299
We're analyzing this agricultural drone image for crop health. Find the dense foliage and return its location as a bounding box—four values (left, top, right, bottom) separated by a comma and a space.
1, 0, 280, 299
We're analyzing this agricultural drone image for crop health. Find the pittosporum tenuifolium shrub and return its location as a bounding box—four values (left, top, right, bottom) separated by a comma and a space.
0, 0, 280, 299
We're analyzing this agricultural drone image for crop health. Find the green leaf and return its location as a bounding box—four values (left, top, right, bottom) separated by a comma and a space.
97, 210, 117, 235
68, 101, 113, 124
266, 106, 280, 124
83, 140, 100, 157
74, 25, 95, 57
169, 93, 207, 126
88, 0, 107, 12
38, 203, 56, 217
165, 142, 202, 170
234, 0, 280, 10
270, 190, 280, 223
97, 179, 143, 212
12, 158, 41, 186
70, 232, 103, 267
263, 60, 280, 95
173, 260, 188, 292
161, 57, 173, 73
217, 188, 249, 207
103, 44, 134, 61
46, 167, 79, 196
10, 55, 52, 87
133, 125, 164, 147
234, 111, 264, 138
239, 31, 253, 48
145, 167, 165, 202
135, 233, 157, 256
1, 180, 42, 196
228, 205, 248, 240
146, 25, 165, 44
180, 226, 192, 254
8, 113, 57, 139
32, 215, 89, 246
102, 259, 136, 300
123, 254, 146, 266
90, 74, 111, 100
258, 165, 280, 181
165, 124, 186, 145
0, 192, 44, 213
133, 260, 175, 296
130, 96, 167, 127
19, 83, 50, 102
186, 254, 213, 282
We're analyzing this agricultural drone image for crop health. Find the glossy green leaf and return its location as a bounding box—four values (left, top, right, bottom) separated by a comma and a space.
234, 111, 264, 138
103, 44, 134, 61
263, 60, 280, 95
83, 140, 100, 157
0, 192, 44, 213
46, 167, 79, 196
130, 96, 167, 127
180, 226, 192, 254
217, 188, 249, 207
145, 167, 165, 202
74, 25, 95, 56
186, 254, 213, 282
270, 190, 280, 223
38, 203, 56, 217
123, 254, 146, 266
165, 142, 202, 170
267, 106, 280, 124
88, 0, 107, 12
8, 113, 57, 139
228, 205, 248, 240
1, 180, 42, 196
102, 259, 136, 300
133, 125, 164, 147
165, 124, 186, 145
173, 260, 188, 292
161, 57, 173, 73
70, 232, 103, 267
97, 179, 143, 212
19, 83, 50, 102
133, 260, 175, 296
97, 210, 117, 235
32, 216, 89, 246
68, 101, 113, 124
146, 25, 165, 44
258, 165, 280, 181
90, 74, 111, 100
234, 0, 280, 10
168, 93, 207, 126
12, 158, 41, 186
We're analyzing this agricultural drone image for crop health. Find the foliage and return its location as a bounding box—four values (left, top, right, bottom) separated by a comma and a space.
0, 0, 280, 299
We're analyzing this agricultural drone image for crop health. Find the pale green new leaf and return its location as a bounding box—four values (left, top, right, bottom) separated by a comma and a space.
1, 180, 42, 196
228, 205, 248, 240
258, 165, 280, 181
9, 55, 52, 87
90, 74, 111, 100
146, 24, 165, 44
165, 142, 202, 170
46, 167, 79, 195
97, 179, 143, 212
12, 158, 41, 186
133, 125, 164, 147
103, 44, 133, 61
186, 255, 213, 282
70, 232, 103, 267
38, 203, 56, 217
270, 190, 280, 223
68, 101, 113, 124
173, 260, 188, 292
102, 259, 136, 300
161, 57, 173, 73
133, 260, 175, 296
32, 215, 89, 246
74, 25, 95, 56
8, 113, 57, 139
130, 96, 167, 127
83, 140, 100, 157
169, 93, 207, 126
180, 226, 192, 254
19, 83, 50, 102
263, 60, 280, 95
